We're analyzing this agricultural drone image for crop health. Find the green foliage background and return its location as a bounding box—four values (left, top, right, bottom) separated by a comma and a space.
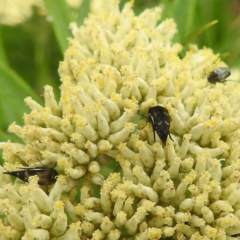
0, 0, 239, 154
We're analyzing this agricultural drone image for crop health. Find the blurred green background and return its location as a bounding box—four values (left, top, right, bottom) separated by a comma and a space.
0, 0, 239, 145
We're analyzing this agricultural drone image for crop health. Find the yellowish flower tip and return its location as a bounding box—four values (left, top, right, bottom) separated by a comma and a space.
61, 94, 68, 102
81, 185, 89, 195
75, 204, 85, 215
84, 140, 92, 149
182, 170, 197, 184
117, 143, 127, 150
123, 101, 138, 114
28, 175, 39, 187
44, 85, 53, 92
75, 116, 88, 127
83, 199, 95, 209
111, 189, 127, 202
183, 134, 192, 141
19, 185, 30, 195
4, 184, 14, 195
135, 140, 144, 148
115, 154, 125, 163
39, 151, 48, 160
70, 221, 81, 231
7, 122, 19, 133
32, 215, 41, 227
98, 140, 112, 152
65, 168, 72, 176
57, 175, 67, 185
54, 201, 64, 210
110, 173, 122, 183
122, 160, 131, 168
61, 117, 71, 126
3, 162, 16, 172
79, 64, 86, 73
70, 132, 83, 142
101, 180, 113, 193
24, 229, 34, 238
124, 122, 136, 132
111, 93, 122, 103
57, 158, 69, 168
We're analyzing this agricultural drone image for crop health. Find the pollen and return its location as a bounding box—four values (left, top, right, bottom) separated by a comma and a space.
58, 158, 69, 168
111, 93, 122, 103
124, 122, 136, 132
54, 201, 64, 210
57, 175, 67, 185
75, 205, 85, 215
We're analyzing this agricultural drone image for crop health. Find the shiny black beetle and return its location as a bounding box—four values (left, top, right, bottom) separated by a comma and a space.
148, 105, 174, 145
3, 166, 58, 185
207, 67, 231, 84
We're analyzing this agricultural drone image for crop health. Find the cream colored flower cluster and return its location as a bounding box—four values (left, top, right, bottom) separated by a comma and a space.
0, 0, 82, 25
1, 1, 240, 239
0, 0, 44, 25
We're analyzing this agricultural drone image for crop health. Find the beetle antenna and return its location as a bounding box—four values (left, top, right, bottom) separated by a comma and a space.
226, 79, 239, 83
138, 112, 148, 119
137, 112, 149, 130
169, 134, 174, 141
35, 156, 47, 167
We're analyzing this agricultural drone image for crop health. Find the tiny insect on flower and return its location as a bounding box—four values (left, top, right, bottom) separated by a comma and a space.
207, 67, 231, 84
3, 167, 58, 185
147, 105, 174, 145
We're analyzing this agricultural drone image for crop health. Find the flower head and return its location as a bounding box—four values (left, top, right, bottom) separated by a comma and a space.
0, 0, 44, 25
0, 0, 82, 25
1, 1, 240, 239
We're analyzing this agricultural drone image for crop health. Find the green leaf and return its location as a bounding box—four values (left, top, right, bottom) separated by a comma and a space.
181, 20, 218, 46
0, 130, 22, 142
76, 0, 91, 25
0, 28, 9, 66
173, 0, 198, 35
160, 0, 198, 42
43, 0, 72, 53
0, 63, 42, 130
